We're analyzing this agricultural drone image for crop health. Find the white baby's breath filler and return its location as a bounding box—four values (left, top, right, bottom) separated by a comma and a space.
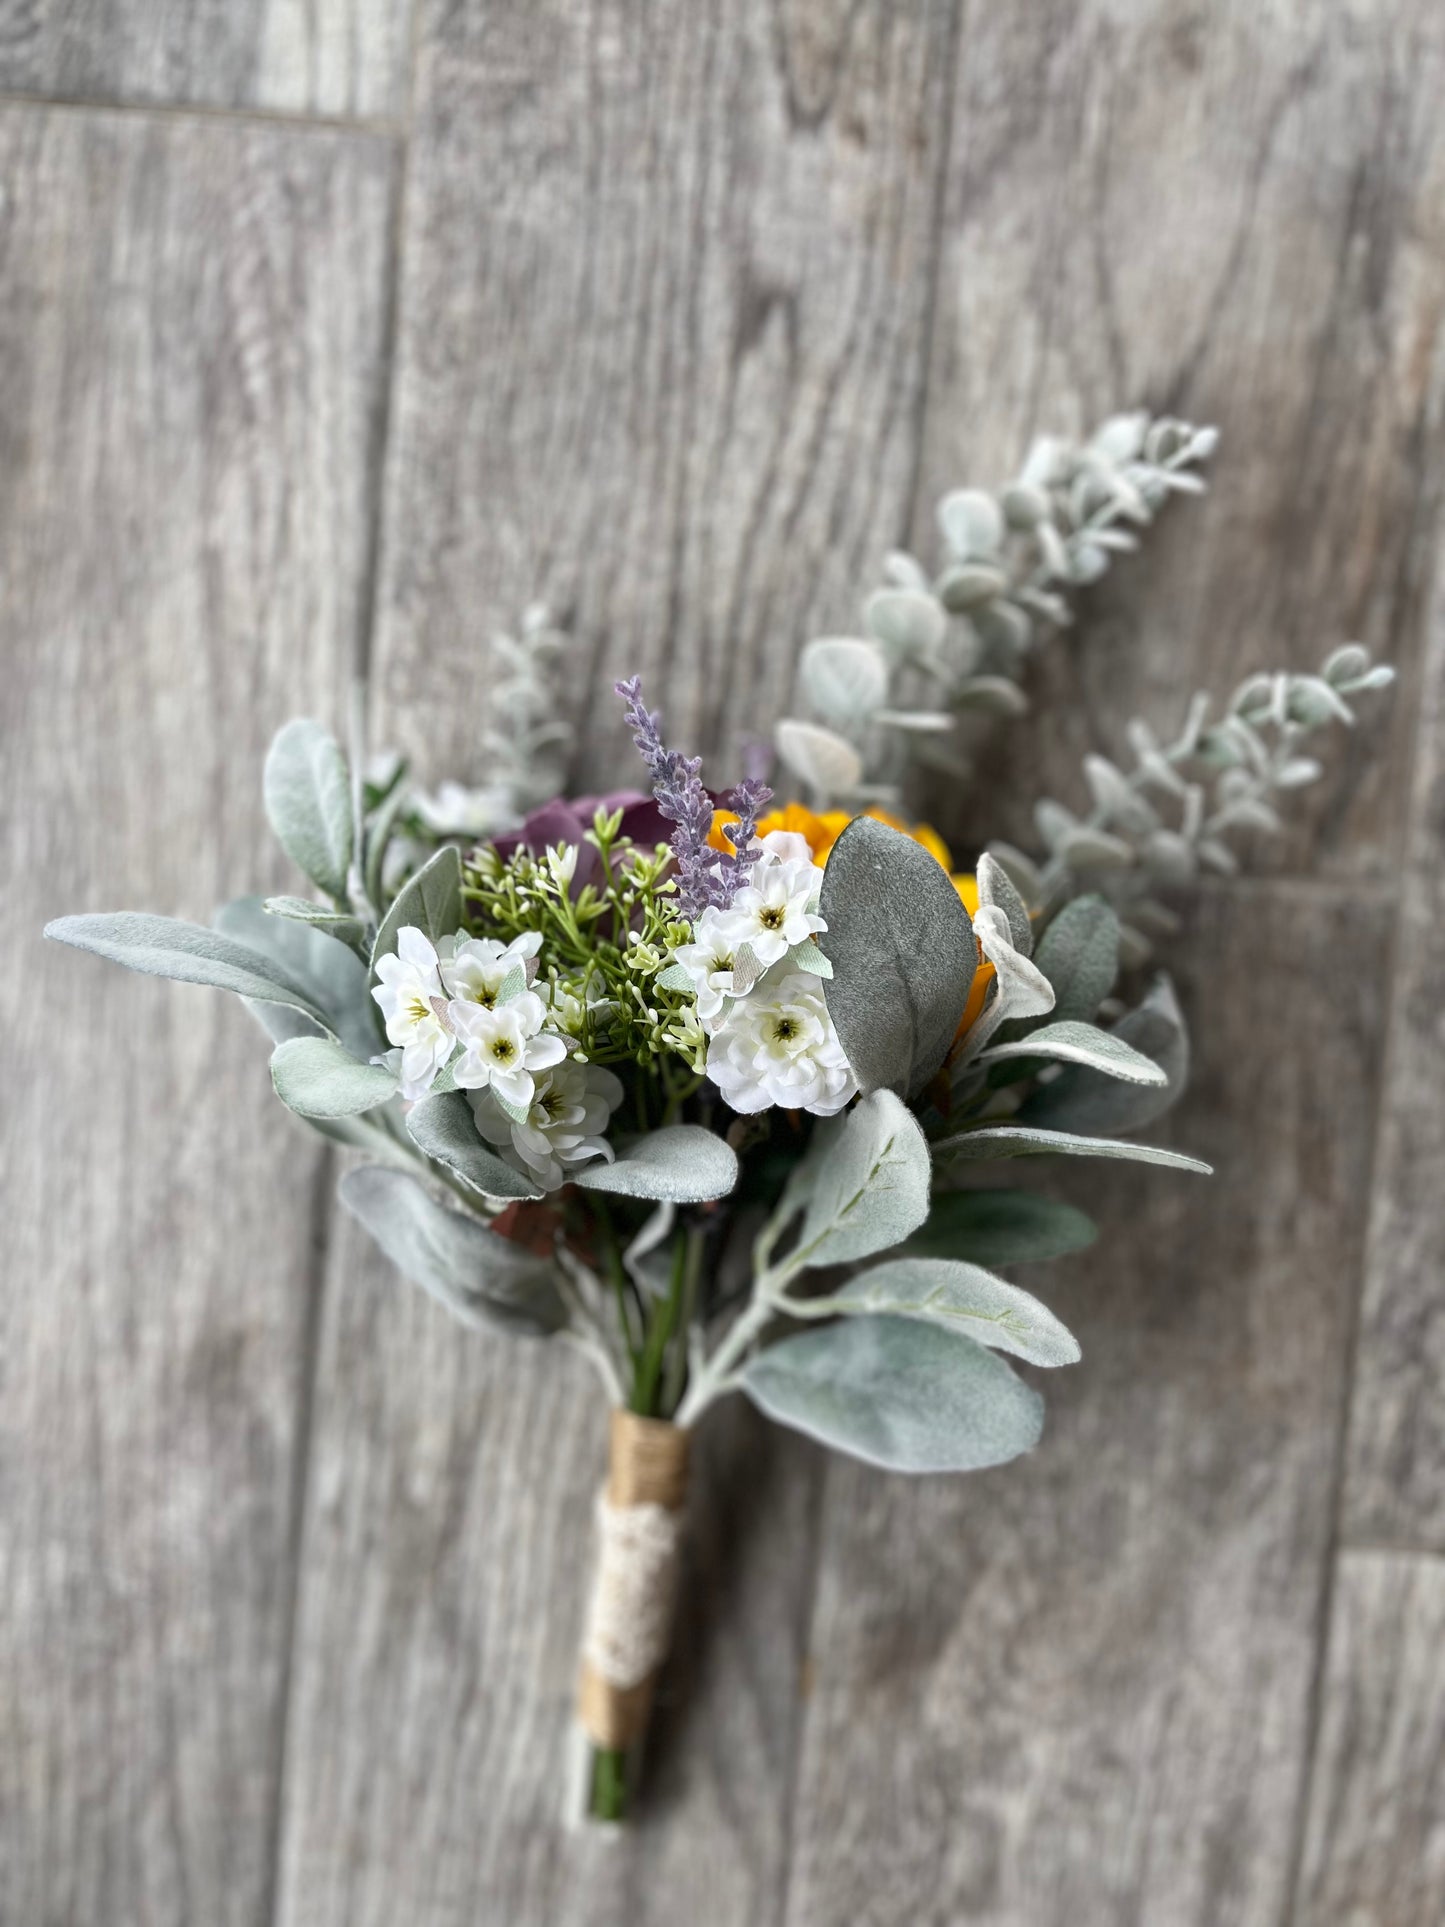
45, 428, 1393, 1826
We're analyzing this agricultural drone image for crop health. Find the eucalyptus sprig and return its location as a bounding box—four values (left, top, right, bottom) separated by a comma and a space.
776, 412, 1217, 807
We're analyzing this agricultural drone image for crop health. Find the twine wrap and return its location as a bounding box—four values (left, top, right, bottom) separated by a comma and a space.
577, 1410, 690, 1751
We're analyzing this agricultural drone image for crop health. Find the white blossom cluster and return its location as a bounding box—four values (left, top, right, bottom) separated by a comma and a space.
372, 926, 623, 1191
667, 832, 858, 1117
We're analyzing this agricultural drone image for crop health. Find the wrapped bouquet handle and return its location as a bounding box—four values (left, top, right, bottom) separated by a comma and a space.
578, 1411, 691, 1818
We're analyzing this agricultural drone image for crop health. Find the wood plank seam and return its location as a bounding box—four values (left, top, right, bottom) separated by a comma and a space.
0, 85, 407, 139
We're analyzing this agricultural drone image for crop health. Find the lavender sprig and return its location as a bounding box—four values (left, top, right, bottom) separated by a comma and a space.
615, 678, 771, 918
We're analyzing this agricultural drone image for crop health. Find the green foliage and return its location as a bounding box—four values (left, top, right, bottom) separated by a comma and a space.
369, 844, 462, 983
575, 1126, 739, 1203
1031, 896, 1119, 1024
901, 1189, 1097, 1267
405, 1091, 543, 1200
270, 1036, 397, 1118
46, 911, 329, 1026
742, 1314, 1044, 1473
828, 1256, 1080, 1367
934, 1121, 1210, 1175
263, 719, 353, 902
1021, 975, 1189, 1136
773, 1089, 931, 1270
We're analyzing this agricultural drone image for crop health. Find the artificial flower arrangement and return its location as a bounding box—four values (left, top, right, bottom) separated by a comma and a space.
47, 414, 1393, 1824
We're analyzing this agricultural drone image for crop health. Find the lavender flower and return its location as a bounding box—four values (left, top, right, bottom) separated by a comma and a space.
615, 677, 772, 918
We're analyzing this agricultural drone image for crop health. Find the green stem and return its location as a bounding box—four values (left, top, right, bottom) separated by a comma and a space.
631, 1228, 688, 1417
588, 1745, 629, 1822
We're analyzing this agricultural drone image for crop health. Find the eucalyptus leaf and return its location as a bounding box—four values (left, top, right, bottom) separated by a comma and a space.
980, 1020, 1167, 1085
263, 718, 352, 901
1020, 974, 1190, 1135
901, 1188, 1097, 1267
369, 844, 462, 985
405, 1090, 542, 1201
575, 1125, 739, 1203
742, 1315, 1043, 1474
934, 1122, 1211, 1175
953, 676, 1030, 718
339, 1165, 566, 1336
800, 638, 888, 728
828, 1257, 1080, 1367
820, 816, 975, 1099
1032, 895, 1119, 1024
779, 1089, 931, 1269
270, 1036, 398, 1118
864, 588, 946, 662
46, 911, 329, 1026
775, 720, 864, 800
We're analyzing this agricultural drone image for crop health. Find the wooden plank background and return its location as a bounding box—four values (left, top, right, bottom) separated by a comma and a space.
4, 3, 1442, 1923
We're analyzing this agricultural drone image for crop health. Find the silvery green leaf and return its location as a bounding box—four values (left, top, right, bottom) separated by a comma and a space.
264, 896, 367, 949
270, 1035, 398, 1118
830, 1257, 1080, 1367
901, 1188, 1096, 1267
1286, 675, 1354, 728
339, 1165, 566, 1336
624, 1202, 677, 1299
1276, 757, 1324, 788
789, 940, 832, 977
985, 842, 1043, 909
800, 637, 889, 728
980, 1019, 1167, 1085
1323, 643, 1370, 687
1020, 973, 1189, 1136
1090, 412, 1149, 465
1069, 542, 1110, 585
937, 562, 1009, 611
730, 941, 767, 996
369, 844, 462, 986
1142, 829, 1196, 882
875, 709, 955, 733
864, 588, 946, 662
263, 719, 353, 901
215, 895, 377, 1062
656, 962, 696, 993
1059, 826, 1136, 872
575, 1125, 738, 1203
820, 817, 975, 1099
953, 676, 1029, 717
938, 488, 1004, 558
1118, 923, 1153, 969
780, 1089, 931, 1269
47, 911, 329, 1026
1034, 799, 1078, 852
1033, 895, 1119, 1023
882, 551, 931, 593
971, 906, 1054, 1029
977, 851, 1032, 957
1083, 755, 1157, 833
364, 778, 412, 913
1001, 483, 1050, 528
1034, 519, 1071, 580
934, 1122, 1210, 1175
973, 601, 1033, 663
742, 1315, 1043, 1474
775, 719, 863, 800
406, 1090, 542, 1200
1354, 664, 1395, 690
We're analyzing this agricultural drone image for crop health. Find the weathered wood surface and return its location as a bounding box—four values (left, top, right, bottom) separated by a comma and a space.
0, 105, 394, 1925
0, 0, 411, 118
5, 3, 1445, 1924
1295, 1550, 1445, 1926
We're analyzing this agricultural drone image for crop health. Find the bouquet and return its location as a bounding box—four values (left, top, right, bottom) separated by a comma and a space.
47, 413, 1392, 1824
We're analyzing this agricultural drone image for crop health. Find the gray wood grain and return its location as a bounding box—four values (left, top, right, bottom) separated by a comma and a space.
0, 0, 411, 118
1343, 598, 1445, 1551
1294, 1549, 1445, 1926
278, 2, 958, 1918
0, 104, 394, 1926
909, 0, 1445, 887
783, 889, 1389, 1926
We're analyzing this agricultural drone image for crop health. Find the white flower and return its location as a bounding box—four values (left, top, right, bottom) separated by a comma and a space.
411, 779, 518, 838
546, 842, 578, 889
449, 998, 567, 1111
441, 931, 543, 1018
705, 971, 857, 1116
671, 905, 743, 1026
471, 1060, 625, 1191
371, 927, 455, 1100
712, 838, 826, 969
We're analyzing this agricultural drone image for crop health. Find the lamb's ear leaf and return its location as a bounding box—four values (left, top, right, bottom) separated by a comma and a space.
263, 718, 353, 901
777, 1089, 932, 1269
405, 1091, 542, 1202
742, 1314, 1044, 1473
369, 844, 462, 987
901, 1188, 1097, 1267
933, 1122, 1210, 1175
339, 1165, 566, 1336
821, 816, 975, 1098
214, 895, 377, 1060
979, 1019, 1167, 1085
1030, 894, 1119, 1025
976, 851, 1033, 958
829, 1256, 1080, 1367
1020, 973, 1191, 1135
574, 1125, 738, 1203
45, 911, 328, 1025
270, 1036, 398, 1118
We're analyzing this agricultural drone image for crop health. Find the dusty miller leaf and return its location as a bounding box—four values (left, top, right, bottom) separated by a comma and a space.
830, 1257, 1080, 1367
270, 1036, 397, 1118
575, 1125, 738, 1203
778, 1089, 931, 1269
263, 719, 353, 901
